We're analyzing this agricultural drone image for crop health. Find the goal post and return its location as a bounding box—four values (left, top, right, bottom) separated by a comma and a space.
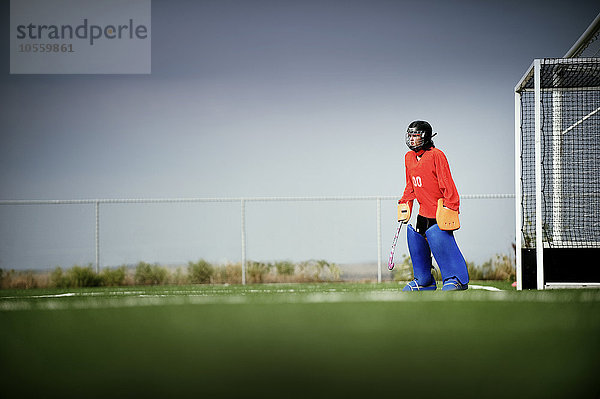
515, 57, 600, 289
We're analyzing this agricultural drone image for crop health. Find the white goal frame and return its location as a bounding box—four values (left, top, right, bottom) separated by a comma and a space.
515, 12, 600, 290
515, 58, 600, 290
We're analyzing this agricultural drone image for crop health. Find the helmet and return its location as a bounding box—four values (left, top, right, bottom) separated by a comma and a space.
406, 120, 435, 151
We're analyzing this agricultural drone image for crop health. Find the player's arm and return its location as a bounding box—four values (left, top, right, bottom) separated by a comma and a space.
434, 151, 461, 230
398, 161, 415, 223
434, 150, 460, 212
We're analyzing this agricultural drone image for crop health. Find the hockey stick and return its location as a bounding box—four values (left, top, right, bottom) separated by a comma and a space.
387, 222, 404, 270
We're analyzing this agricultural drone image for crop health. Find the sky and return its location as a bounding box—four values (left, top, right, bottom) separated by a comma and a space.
1, 0, 599, 271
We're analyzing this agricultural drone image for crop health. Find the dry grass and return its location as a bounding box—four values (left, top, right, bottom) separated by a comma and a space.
467, 253, 516, 281
1, 254, 515, 289
392, 252, 516, 283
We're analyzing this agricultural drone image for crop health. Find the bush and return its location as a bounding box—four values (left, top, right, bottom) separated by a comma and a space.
49, 265, 102, 288
0, 254, 517, 291
134, 262, 168, 285
467, 254, 515, 281
0, 269, 38, 289
213, 263, 242, 284
392, 254, 414, 282
274, 261, 295, 276
101, 266, 127, 286
247, 261, 272, 283
297, 260, 340, 282
50, 265, 124, 288
68, 264, 102, 287
170, 267, 188, 285
392, 252, 515, 283
188, 259, 214, 284
51, 267, 69, 288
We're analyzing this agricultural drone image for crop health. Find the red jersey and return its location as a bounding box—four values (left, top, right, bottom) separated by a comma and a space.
399, 147, 460, 219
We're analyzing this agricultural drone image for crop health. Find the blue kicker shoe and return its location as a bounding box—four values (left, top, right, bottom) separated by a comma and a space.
442, 277, 468, 291
403, 279, 437, 291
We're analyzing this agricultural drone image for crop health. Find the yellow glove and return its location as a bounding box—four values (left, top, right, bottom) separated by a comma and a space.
397, 201, 411, 223
436, 198, 460, 231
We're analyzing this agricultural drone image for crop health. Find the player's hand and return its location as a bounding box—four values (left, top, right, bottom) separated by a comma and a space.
436, 198, 460, 230
397, 202, 411, 223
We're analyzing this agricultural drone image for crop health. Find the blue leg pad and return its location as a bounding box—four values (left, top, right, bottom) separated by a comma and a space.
425, 225, 469, 287
406, 224, 435, 288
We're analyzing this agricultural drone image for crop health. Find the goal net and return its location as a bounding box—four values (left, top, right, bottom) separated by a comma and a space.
515, 57, 600, 289
515, 12, 600, 289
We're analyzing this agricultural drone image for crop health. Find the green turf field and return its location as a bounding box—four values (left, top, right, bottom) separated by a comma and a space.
1, 282, 599, 399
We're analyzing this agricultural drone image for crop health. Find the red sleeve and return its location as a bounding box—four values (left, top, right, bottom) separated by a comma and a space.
400, 153, 416, 205
434, 150, 460, 212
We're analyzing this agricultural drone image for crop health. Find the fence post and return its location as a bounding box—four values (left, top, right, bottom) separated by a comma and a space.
376, 198, 382, 283
241, 198, 246, 285
95, 201, 100, 273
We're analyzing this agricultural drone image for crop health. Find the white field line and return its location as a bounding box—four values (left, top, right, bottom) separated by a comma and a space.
469, 285, 502, 291
0, 284, 499, 300
1, 286, 600, 312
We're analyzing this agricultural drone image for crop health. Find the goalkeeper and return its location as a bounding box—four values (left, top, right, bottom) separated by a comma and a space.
397, 120, 469, 291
